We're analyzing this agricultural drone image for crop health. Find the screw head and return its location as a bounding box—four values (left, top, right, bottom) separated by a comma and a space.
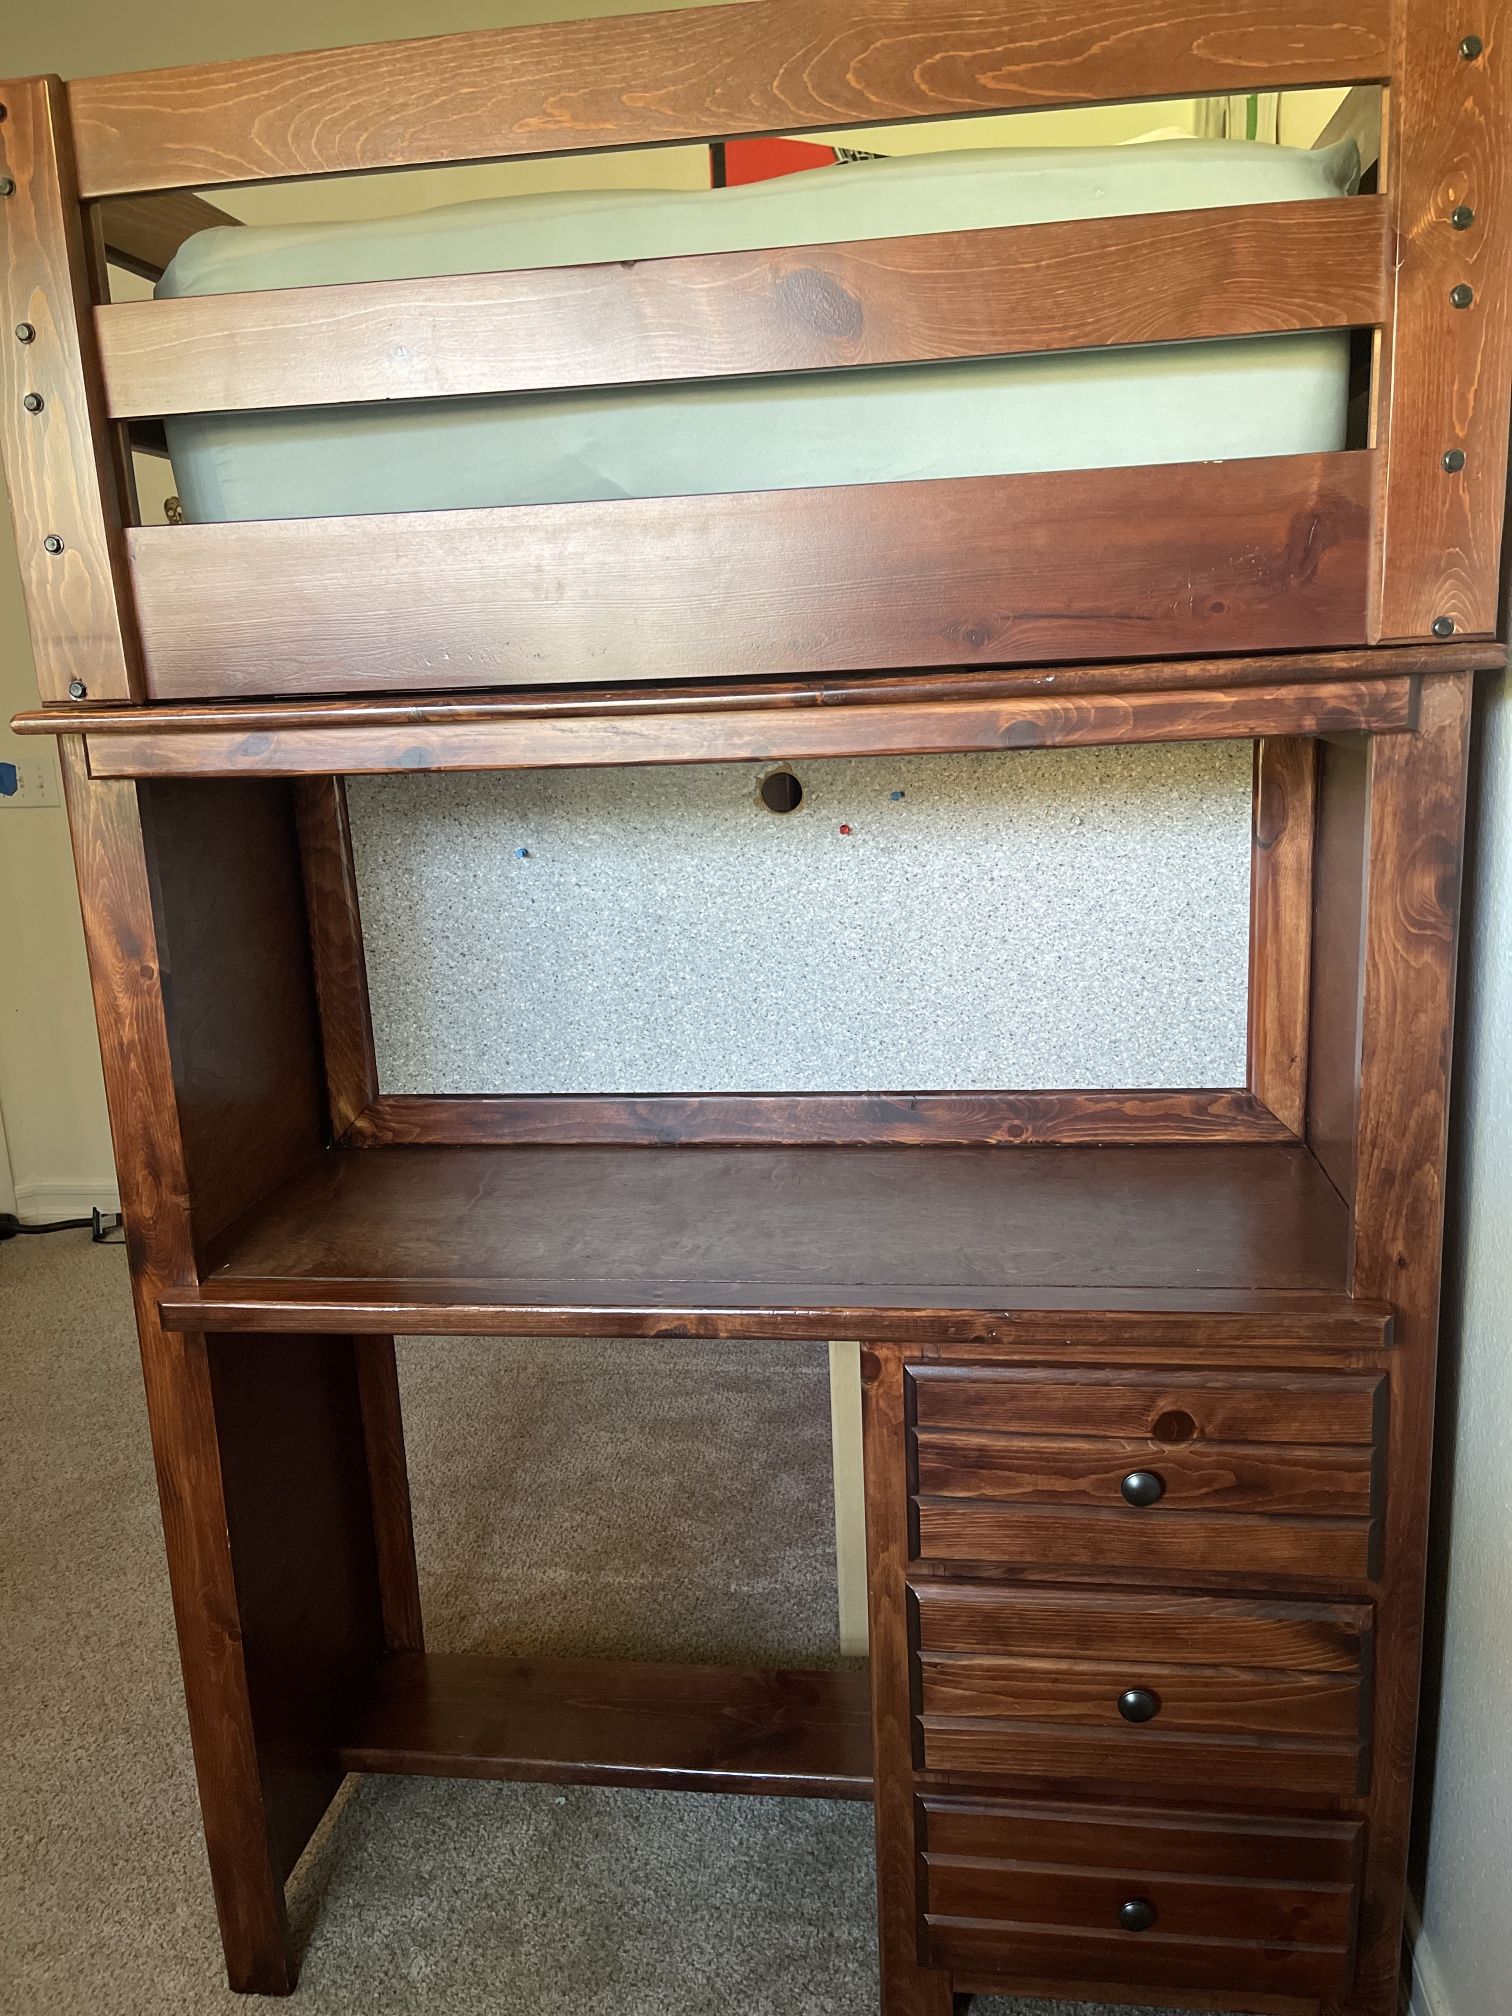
1452, 204, 1476, 230
15, 321, 34, 342
0, 176, 14, 198
42, 534, 64, 555
1450, 283, 1475, 308
1432, 616, 1457, 638
1442, 448, 1467, 471
22, 390, 43, 412
67, 679, 87, 701
1460, 33, 1484, 58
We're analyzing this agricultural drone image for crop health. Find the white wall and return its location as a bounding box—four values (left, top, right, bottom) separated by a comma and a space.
1407, 677, 1512, 2016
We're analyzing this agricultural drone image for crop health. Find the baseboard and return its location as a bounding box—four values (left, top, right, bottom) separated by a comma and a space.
12, 1176, 120, 1225
1402, 1896, 1453, 2016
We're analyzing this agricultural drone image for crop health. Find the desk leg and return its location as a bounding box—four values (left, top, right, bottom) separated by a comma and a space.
862, 1344, 953, 2016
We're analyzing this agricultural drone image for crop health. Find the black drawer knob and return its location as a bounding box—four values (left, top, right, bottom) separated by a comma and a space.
1120, 1470, 1165, 1507
1118, 1687, 1161, 1723
1119, 1898, 1158, 1933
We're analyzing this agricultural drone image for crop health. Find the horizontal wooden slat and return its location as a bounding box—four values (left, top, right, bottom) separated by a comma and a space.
65, 0, 1394, 198
350, 1091, 1293, 1149
124, 451, 1377, 701
80, 677, 1416, 778
14, 643, 1500, 737
338, 1651, 873, 1797
95, 197, 1390, 420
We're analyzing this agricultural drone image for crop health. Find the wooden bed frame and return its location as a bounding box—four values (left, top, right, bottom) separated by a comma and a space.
2, 3, 1509, 2012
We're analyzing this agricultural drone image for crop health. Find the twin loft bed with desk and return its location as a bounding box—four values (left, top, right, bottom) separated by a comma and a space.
3, 3, 1511, 2013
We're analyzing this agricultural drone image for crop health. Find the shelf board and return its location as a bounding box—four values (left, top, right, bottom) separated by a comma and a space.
336, 1652, 873, 1800
161, 1141, 1383, 1343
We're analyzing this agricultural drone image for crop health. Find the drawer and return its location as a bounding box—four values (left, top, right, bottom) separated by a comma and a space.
909, 1367, 1382, 1585
920, 1794, 1362, 1998
913, 1583, 1372, 1799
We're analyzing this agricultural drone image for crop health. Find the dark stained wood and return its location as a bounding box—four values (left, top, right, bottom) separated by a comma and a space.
352, 1090, 1292, 1150
81, 677, 1416, 779
124, 453, 1379, 701
0, 77, 142, 704
1373, 5, 1512, 640
94, 197, 1391, 420
15, 641, 1503, 740
1306, 732, 1371, 1202
920, 1797, 1361, 1995
909, 1366, 1382, 1445
337, 1652, 872, 1797
861, 1344, 953, 2016
161, 1288, 1394, 1350
354, 1339, 424, 1655
139, 777, 327, 1258
93, 189, 240, 282
65, 0, 1394, 198
1248, 737, 1318, 1135
293, 778, 379, 1140
1342, 670, 1474, 2016
189, 1142, 1354, 1320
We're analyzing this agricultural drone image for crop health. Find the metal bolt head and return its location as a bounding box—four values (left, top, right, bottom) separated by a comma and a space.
15, 320, 34, 342
1443, 447, 1467, 471
1460, 33, 1484, 58
22, 390, 43, 413
42, 534, 64, 555
1450, 283, 1475, 308
67, 679, 87, 701
0, 176, 14, 198
1432, 616, 1457, 638
1452, 204, 1476, 230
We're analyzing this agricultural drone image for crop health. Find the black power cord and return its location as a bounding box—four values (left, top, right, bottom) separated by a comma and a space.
0, 1207, 124, 1243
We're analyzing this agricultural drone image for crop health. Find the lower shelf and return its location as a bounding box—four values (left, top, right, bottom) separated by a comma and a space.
336, 1652, 874, 1800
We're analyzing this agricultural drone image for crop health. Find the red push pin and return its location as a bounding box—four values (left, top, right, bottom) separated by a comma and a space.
839, 823, 852, 835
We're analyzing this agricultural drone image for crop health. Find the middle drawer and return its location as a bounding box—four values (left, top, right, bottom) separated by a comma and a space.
913, 1581, 1373, 1800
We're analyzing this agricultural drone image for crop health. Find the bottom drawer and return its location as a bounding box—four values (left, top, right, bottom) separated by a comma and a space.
921, 1795, 1362, 1998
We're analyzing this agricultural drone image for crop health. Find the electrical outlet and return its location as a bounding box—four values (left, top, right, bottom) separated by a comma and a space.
0, 750, 60, 807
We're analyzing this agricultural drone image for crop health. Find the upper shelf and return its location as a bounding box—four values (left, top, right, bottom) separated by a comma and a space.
161, 1139, 1391, 1345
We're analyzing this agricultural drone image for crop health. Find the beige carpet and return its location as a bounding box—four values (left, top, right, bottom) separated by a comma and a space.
1, 1229, 1195, 2016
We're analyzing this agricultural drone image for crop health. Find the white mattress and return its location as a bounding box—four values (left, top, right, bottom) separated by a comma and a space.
159, 138, 1360, 524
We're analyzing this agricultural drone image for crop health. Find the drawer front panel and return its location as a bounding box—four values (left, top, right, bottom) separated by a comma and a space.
913, 1584, 1371, 1799
908, 1366, 1382, 1586
920, 1795, 1362, 1997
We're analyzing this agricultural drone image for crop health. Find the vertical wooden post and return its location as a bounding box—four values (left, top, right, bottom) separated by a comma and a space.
1335, 672, 1473, 2016
861, 1344, 953, 2016
1249, 735, 1319, 1134
56, 741, 418, 1992
0, 76, 142, 704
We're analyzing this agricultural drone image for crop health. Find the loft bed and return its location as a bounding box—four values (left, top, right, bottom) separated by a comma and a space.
2, 4, 1509, 2015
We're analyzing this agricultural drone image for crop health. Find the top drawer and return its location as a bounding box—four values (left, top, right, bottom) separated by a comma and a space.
909, 1367, 1383, 1586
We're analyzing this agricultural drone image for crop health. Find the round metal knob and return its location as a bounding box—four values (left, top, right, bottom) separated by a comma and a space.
1120, 1470, 1165, 1507
1119, 1898, 1158, 1933
1118, 1688, 1161, 1724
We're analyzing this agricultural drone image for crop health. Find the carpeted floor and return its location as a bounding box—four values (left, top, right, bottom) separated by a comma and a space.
1, 1230, 1199, 2016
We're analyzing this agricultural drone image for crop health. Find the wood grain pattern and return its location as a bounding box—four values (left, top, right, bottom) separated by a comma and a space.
337, 1652, 872, 1796
93, 189, 240, 281
1248, 737, 1318, 1135
81, 677, 1417, 779
1306, 732, 1370, 1203
0, 77, 141, 704
861, 1344, 954, 2016
909, 1366, 1383, 1445
94, 197, 1391, 420
294, 778, 379, 1139
123, 452, 1378, 701
352, 1090, 1292, 1150
922, 1798, 1360, 1995
66, 0, 1394, 198
354, 1340, 424, 1655
16, 641, 1500, 739
1342, 669, 1473, 2016
1373, 4, 1512, 639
